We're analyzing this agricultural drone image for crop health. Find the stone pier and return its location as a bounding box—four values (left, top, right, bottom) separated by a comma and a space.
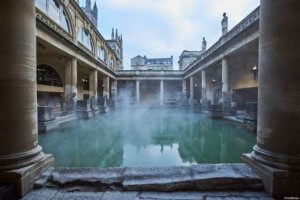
0, 0, 54, 197
242, 0, 300, 198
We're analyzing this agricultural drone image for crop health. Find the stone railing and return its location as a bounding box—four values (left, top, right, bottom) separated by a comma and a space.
117, 70, 184, 76
185, 6, 260, 73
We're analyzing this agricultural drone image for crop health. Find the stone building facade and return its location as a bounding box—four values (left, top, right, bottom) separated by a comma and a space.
178, 51, 203, 70
131, 55, 173, 70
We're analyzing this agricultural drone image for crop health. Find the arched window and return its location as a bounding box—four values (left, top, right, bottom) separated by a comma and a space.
110, 57, 115, 68
37, 65, 63, 87
36, 0, 71, 33
98, 46, 107, 62
78, 28, 94, 52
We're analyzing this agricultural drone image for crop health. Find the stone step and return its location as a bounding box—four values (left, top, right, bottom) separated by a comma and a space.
23, 189, 273, 200
34, 164, 264, 192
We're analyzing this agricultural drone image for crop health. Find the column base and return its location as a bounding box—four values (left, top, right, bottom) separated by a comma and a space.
38, 119, 59, 133
219, 97, 231, 116
0, 154, 54, 198
242, 153, 300, 198
100, 106, 109, 113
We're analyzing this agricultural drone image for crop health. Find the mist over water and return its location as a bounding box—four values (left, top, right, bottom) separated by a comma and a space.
39, 105, 256, 168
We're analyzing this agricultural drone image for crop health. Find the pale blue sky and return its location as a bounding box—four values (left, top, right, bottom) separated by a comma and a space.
79, 0, 260, 69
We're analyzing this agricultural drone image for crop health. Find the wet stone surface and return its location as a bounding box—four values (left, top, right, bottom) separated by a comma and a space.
23, 189, 273, 200
23, 164, 272, 199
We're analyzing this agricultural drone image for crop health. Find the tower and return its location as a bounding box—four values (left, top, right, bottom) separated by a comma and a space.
85, 0, 91, 10
81, 0, 98, 28
111, 28, 115, 40
92, 2, 98, 27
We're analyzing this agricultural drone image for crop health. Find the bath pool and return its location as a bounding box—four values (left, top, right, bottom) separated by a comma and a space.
39, 107, 255, 168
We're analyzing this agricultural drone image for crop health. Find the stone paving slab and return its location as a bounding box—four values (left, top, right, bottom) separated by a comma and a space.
123, 166, 193, 191
123, 164, 263, 192
23, 188, 273, 200
25, 164, 266, 199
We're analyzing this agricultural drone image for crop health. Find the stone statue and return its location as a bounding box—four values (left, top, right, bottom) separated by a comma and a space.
222, 13, 228, 36
202, 37, 207, 51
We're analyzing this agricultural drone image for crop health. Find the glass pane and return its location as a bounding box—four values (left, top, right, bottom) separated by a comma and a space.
49, 0, 60, 24
36, 0, 47, 12
61, 11, 71, 33
78, 28, 82, 42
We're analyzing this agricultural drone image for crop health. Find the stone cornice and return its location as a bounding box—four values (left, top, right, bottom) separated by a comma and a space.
184, 6, 260, 75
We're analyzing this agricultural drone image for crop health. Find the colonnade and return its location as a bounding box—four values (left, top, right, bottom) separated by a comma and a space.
185, 56, 229, 107
0, 0, 299, 198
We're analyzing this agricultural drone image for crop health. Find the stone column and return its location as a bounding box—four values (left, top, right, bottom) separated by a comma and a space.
71, 58, 78, 99
189, 76, 194, 104
182, 79, 187, 93
103, 77, 110, 99
221, 58, 229, 97
93, 70, 98, 99
111, 80, 118, 101
89, 70, 99, 114
201, 70, 207, 105
136, 80, 140, 103
64, 60, 72, 100
63, 59, 76, 113
89, 70, 95, 98
0, 0, 54, 197
242, 0, 300, 197
160, 80, 164, 106
221, 58, 231, 114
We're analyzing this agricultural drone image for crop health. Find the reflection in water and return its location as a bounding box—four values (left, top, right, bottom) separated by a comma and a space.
39, 108, 256, 168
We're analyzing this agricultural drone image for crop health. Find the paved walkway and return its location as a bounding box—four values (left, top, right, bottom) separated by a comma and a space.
22, 164, 272, 199
23, 189, 272, 200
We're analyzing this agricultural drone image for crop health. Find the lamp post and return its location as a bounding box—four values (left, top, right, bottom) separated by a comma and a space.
251, 65, 258, 80
211, 78, 216, 105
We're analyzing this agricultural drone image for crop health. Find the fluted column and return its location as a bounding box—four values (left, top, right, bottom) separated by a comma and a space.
243, 0, 300, 197
0, 0, 53, 197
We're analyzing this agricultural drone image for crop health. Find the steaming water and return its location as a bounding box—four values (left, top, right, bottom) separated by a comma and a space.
39, 107, 256, 168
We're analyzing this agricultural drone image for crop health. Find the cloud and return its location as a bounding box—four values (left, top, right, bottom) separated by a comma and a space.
88, 0, 260, 69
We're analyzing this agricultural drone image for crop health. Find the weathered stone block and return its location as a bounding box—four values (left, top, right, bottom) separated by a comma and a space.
123, 166, 193, 192
190, 164, 263, 191
51, 168, 123, 188
76, 100, 93, 119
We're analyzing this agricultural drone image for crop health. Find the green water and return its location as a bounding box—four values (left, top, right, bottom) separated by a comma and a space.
39, 108, 256, 168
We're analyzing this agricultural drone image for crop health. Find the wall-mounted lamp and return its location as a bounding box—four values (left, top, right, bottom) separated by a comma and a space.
211, 79, 216, 84
251, 65, 258, 80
